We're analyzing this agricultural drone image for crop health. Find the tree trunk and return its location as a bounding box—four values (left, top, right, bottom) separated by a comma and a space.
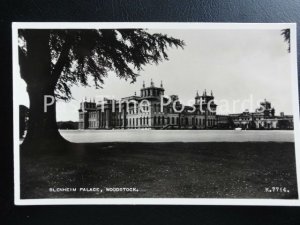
21, 85, 67, 150
20, 30, 68, 151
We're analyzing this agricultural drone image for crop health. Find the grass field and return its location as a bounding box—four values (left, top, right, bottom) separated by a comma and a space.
20, 142, 298, 199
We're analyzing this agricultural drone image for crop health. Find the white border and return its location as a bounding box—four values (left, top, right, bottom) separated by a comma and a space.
13, 22, 300, 206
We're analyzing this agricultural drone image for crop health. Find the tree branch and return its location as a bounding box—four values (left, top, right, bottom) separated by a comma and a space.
51, 36, 73, 84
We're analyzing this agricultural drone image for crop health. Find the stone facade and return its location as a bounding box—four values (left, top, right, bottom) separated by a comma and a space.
78, 80, 217, 129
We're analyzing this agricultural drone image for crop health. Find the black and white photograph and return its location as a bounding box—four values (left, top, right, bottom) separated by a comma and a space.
13, 23, 300, 205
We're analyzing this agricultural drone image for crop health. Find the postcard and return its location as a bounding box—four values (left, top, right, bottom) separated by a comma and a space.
13, 22, 300, 205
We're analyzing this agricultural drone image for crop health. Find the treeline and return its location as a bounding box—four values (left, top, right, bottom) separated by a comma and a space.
57, 121, 78, 130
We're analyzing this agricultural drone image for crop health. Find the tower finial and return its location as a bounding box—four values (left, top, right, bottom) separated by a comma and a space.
196, 90, 199, 97
204, 89, 207, 96
211, 90, 213, 96
143, 80, 145, 88
151, 78, 154, 87
160, 80, 163, 88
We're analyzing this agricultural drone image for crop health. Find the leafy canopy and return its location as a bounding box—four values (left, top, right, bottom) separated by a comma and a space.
18, 29, 184, 100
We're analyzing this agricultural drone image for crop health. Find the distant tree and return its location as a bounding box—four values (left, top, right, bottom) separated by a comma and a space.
18, 29, 184, 147
281, 28, 290, 53
57, 121, 78, 130
278, 119, 290, 129
228, 117, 235, 129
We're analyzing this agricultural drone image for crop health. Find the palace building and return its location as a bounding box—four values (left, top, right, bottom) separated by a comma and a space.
78, 80, 217, 130
78, 80, 293, 130
228, 99, 293, 130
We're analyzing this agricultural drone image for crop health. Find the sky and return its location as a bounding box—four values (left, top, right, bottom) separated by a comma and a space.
16, 28, 294, 121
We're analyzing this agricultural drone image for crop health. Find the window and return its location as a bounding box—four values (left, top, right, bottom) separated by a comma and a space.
172, 117, 175, 124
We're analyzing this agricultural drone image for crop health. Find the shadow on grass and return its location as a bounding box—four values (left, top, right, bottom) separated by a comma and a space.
20, 141, 298, 199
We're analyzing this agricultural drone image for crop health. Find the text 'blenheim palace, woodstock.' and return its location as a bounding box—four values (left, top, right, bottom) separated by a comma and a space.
78, 80, 293, 130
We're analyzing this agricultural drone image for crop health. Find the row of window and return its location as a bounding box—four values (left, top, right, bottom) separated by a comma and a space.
234, 117, 270, 121
141, 89, 163, 97
89, 121, 98, 128
87, 116, 216, 128
128, 117, 149, 126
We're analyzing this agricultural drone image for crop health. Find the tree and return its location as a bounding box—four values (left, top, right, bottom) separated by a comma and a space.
281, 28, 290, 53
18, 29, 184, 147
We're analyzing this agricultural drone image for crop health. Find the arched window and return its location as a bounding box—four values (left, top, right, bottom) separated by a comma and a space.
176, 117, 179, 125
162, 116, 165, 125
146, 117, 149, 125
154, 116, 156, 125
185, 118, 188, 125
167, 117, 170, 124
140, 117, 142, 125
136, 118, 138, 126
143, 117, 146, 125
158, 116, 161, 125
195, 118, 198, 125
172, 117, 175, 124
133, 118, 135, 126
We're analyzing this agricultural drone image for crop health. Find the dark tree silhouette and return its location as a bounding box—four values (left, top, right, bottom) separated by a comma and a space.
19, 105, 29, 138
18, 29, 184, 147
281, 28, 290, 53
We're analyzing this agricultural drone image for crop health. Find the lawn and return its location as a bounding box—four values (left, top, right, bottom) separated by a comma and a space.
20, 142, 298, 199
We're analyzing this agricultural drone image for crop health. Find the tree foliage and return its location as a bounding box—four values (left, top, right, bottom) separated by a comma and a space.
18, 29, 185, 101
281, 28, 290, 53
